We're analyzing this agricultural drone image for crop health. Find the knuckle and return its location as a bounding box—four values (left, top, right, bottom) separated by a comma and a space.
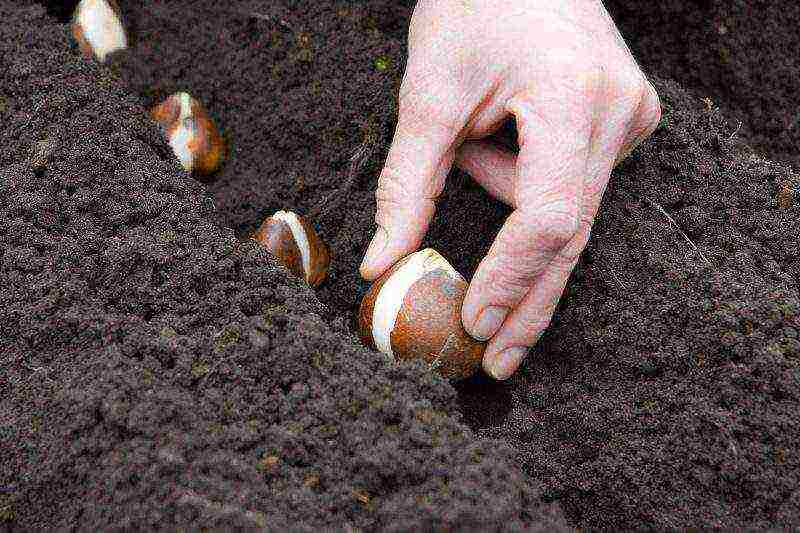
504, 314, 551, 347
398, 74, 460, 136
613, 76, 662, 158
639, 82, 662, 133
580, 62, 607, 90
375, 156, 439, 205
374, 162, 437, 227
482, 208, 583, 304
612, 70, 649, 116
554, 216, 593, 265
376, 160, 411, 201
374, 166, 418, 219
534, 210, 581, 253
620, 81, 662, 156
488, 254, 538, 301
546, 56, 604, 93
375, 163, 409, 204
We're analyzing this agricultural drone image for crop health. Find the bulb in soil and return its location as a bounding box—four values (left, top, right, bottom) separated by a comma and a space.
358, 248, 486, 380
150, 92, 226, 176
253, 210, 330, 287
71, 0, 128, 62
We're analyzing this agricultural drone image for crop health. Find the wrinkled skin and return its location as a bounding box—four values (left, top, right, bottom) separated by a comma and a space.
360, 0, 662, 380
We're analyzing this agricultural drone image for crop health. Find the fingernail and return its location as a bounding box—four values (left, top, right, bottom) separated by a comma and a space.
487, 346, 528, 380
361, 227, 388, 270
470, 305, 508, 341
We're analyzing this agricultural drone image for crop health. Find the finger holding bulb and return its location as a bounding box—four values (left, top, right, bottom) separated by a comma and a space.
359, 0, 662, 381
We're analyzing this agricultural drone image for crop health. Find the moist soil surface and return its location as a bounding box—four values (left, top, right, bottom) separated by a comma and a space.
2, 0, 799, 530
606, 0, 800, 169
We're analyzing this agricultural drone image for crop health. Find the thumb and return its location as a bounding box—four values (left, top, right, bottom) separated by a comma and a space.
359, 76, 463, 280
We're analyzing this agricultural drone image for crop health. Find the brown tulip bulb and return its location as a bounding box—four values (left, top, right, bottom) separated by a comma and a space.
253, 211, 330, 287
150, 92, 225, 175
71, 0, 128, 62
358, 248, 485, 380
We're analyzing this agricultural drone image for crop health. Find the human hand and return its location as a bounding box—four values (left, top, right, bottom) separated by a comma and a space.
359, 0, 661, 379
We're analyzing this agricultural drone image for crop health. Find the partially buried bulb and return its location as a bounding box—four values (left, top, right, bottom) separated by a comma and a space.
72, 0, 128, 62
358, 248, 486, 380
253, 211, 330, 287
150, 92, 226, 176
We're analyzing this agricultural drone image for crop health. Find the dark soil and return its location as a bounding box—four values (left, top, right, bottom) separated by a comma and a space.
1, 0, 798, 530
606, 0, 800, 168
0, 3, 564, 531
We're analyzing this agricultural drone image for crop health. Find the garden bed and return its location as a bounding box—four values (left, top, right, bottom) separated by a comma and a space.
1, 0, 798, 529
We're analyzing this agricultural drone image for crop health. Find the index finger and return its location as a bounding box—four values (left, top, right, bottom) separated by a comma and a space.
359, 74, 464, 280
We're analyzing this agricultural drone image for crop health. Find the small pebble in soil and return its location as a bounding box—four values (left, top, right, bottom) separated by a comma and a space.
150, 92, 226, 176
71, 0, 127, 62
252, 210, 330, 287
359, 248, 485, 380
638, 360, 659, 377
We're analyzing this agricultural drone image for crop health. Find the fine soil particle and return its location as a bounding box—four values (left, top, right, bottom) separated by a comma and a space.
1, 0, 799, 530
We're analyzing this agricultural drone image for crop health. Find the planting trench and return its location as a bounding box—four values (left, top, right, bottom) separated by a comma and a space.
1, 0, 799, 530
